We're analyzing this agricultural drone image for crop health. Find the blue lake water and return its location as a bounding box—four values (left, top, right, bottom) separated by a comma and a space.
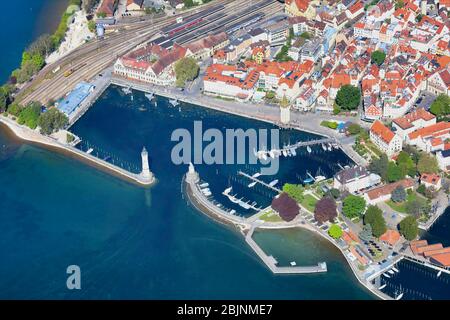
0, 86, 374, 299
0, 0, 69, 83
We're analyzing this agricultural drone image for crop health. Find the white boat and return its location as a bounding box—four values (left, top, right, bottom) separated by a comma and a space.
290, 261, 297, 266
145, 93, 154, 101
395, 292, 404, 300
383, 273, 391, 278
315, 175, 326, 183
392, 267, 399, 273
229, 210, 236, 215
378, 284, 387, 290
327, 144, 332, 151
290, 148, 297, 156
86, 148, 94, 154
248, 181, 257, 188
169, 98, 179, 107
269, 179, 279, 187
307, 146, 312, 153
437, 270, 442, 277
321, 144, 327, 151
261, 152, 268, 161
130, 95, 134, 101
282, 149, 288, 157
122, 87, 132, 95
269, 150, 276, 159
252, 172, 261, 178
388, 270, 395, 275
199, 183, 209, 188
223, 187, 232, 195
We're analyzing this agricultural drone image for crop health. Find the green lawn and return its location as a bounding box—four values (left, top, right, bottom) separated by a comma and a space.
386, 192, 418, 213
260, 210, 283, 222
300, 194, 318, 212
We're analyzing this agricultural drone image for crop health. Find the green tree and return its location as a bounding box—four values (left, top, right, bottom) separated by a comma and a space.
37, 108, 68, 135
417, 153, 439, 174
18, 102, 42, 129
359, 224, 373, 242
364, 205, 387, 238
328, 224, 343, 239
371, 50, 386, 66
397, 151, 416, 177
387, 162, 403, 182
391, 185, 406, 203
7, 103, 23, 117
347, 123, 362, 135
0, 87, 7, 112
405, 197, 430, 218
174, 57, 199, 87
326, 188, 341, 200
395, 0, 405, 9
342, 195, 366, 219
335, 85, 361, 111
282, 183, 304, 203
184, 0, 195, 8
429, 94, 450, 119
369, 153, 389, 181
300, 32, 312, 39
399, 216, 418, 241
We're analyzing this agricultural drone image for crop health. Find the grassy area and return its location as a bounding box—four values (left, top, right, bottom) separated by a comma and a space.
259, 210, 283, 222
386, 192, 418, 213
300, 194, 318, 212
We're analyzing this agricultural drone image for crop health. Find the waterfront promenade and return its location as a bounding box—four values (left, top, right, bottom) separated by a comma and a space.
0, 116, 156, 187
110, 76, 369, 167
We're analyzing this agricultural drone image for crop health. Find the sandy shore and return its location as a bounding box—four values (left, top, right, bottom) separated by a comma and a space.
46, 10, 94, 64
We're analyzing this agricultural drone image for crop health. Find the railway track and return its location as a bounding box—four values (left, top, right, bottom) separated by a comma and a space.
19, 0, 281, 105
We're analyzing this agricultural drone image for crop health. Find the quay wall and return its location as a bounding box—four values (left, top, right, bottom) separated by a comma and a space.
0, 116, 156, 187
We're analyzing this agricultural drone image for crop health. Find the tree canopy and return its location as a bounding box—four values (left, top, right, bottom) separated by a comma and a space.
364, 205, 387, 238
271, 193, 300, 222
369, 154, 389, 182
399, 216, 418, 241
335, 85, 361, 110
328, 224, 343, 239
387, 162, 404, 182
38, 108, 68, 135
282, 183, 304, 203
391, 185, 406, 203
371, 50, 386, 66
342, 195, 366, 219
405, 197, 430, 219
429, 94, 450, 119
314, 197, 337, 224
417, 153, 439, 174
17, 102, 41, 129
396, 151, 416, 177
174, 57, 199, 87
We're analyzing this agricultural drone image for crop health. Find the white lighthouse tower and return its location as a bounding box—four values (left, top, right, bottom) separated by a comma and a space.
140, 147, 154, 182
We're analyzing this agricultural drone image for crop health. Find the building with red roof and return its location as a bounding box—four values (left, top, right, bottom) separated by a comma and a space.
406, 121, 450, 153
392, 109, 436, 139
379, 230, 401, 247
284, 0, 317, 19
364, 178, 414, 204
427, 68, 450, 96
369, 120, 402, 157
420, 173, 442, 190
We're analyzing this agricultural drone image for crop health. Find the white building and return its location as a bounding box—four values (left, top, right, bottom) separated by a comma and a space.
370, 120, 403, 158
334, 166, 381, 194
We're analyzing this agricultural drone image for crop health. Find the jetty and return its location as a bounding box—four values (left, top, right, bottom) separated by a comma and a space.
245, 227, 327, 274
238, 171, 282, 193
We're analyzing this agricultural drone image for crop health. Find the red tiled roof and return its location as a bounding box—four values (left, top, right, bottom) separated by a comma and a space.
380, 230, 401, 246
408, 121, 450, 140
421, 173, 441, 185
370, 120, 395, 144
393, 109, 436, 130
365, 179, 414, 201
430, 253, 450, 267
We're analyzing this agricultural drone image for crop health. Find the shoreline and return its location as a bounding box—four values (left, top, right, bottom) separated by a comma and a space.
0, 115, 156, 187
